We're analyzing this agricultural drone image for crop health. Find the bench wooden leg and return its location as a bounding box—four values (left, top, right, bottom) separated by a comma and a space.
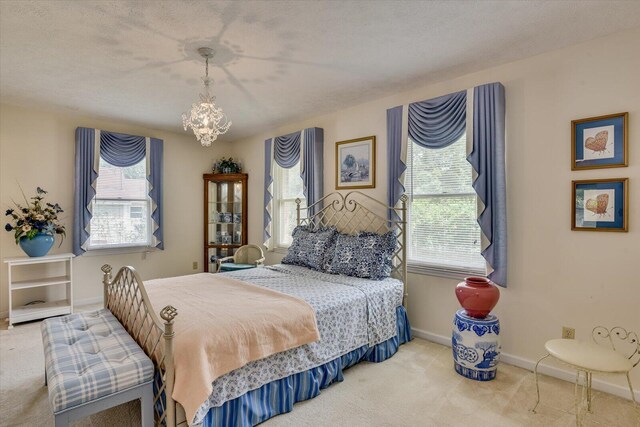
141, 382, 153, 427
54, 411, 69, 427
53, 382, 153, 426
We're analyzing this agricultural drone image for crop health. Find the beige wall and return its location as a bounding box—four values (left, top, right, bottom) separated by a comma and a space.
0, 104, 230, 313
1, 27, 637, 398
230, 28, 640, 392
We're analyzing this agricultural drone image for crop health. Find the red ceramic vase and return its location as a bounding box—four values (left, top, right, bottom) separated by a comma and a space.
455, 277, 500, 319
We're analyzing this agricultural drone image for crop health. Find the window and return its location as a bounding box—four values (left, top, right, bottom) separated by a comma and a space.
406, 133, 485, 275
88, 158, 151, 249
273, 162, 305, 247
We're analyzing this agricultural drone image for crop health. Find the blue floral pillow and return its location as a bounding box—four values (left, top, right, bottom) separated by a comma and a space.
322, 235, 338, 271
325, 230, 396, 279
282, 226, 337, 271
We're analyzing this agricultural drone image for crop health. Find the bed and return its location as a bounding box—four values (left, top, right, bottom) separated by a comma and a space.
100, 191, 409, 426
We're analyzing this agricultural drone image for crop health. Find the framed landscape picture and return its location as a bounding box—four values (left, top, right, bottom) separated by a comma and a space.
335, 136, 376, 189
572, 178, 628, 232
571, 112, 628, 170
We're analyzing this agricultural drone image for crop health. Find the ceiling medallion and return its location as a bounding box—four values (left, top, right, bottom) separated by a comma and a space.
182, 47, 232, 147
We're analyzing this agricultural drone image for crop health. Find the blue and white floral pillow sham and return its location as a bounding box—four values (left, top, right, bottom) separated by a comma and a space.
282, 226, 337, 271
325, 230, 396, 280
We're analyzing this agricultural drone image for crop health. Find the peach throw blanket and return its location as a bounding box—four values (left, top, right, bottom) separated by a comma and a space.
144, 273, 320, 423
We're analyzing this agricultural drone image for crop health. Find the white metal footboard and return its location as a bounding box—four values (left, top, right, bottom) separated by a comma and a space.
101, 264, 181, 427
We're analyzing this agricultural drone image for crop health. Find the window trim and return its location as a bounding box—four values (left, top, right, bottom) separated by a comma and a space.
272, 163, 305, 250
407, 192, 487, 272
87, 198, 153, 250
87, 161, 153, 251
86, 242, 153, 251
82, 246, 159, 256
407, 260, 486, 280
406, 134, 486, 278
274, 196, 301, 249
410, 191, 477, 199
94, 197, 149, 202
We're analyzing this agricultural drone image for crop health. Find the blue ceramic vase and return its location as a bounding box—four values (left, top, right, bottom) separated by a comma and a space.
19, 233, 55, 257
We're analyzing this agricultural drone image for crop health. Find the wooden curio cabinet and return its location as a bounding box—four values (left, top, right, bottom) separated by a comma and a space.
203, 173, 248, 272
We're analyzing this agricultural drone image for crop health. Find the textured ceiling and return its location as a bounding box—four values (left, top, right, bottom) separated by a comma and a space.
1, 1, 639, 142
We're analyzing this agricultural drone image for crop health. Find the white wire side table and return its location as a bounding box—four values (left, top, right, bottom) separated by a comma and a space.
532, 327, 639, 426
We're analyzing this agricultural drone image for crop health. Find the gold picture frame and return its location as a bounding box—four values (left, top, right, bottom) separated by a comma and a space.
335, 136, 376, 190
571, 112, 628, 170
571, 178, 628, 232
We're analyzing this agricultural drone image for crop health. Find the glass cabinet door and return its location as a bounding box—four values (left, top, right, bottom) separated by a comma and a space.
207, 180, 243, 245
205, 174, 247, 272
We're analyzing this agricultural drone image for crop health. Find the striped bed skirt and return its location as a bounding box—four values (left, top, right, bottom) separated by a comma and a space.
203, 305, 412, 426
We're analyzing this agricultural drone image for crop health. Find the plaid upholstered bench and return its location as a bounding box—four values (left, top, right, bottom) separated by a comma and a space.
41, 309, 154, 427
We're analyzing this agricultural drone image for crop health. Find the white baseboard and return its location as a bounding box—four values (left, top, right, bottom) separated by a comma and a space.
1, 297, 104, 320
411, 327, 640, 402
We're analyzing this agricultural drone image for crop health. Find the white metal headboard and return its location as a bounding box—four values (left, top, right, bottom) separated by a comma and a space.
296, 191, 408, 304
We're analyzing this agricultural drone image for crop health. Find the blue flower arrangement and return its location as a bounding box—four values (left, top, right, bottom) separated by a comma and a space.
4, 187, 66, 245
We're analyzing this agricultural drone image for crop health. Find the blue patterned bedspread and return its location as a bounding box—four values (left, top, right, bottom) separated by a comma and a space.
192, 264, 404, 424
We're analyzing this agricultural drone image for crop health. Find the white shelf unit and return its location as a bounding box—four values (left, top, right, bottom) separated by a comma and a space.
4, 253, 74, 328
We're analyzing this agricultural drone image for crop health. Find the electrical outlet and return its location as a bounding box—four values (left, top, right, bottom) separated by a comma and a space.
562, 326, 575, 339
192, 261, 198, 270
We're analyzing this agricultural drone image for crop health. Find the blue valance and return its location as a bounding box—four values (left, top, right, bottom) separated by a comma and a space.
263, 128, 323, 248
273, 131, 302, 168
387, 85, 507, 285
73, 127, 164, 255
408, 90, 466, 149
100, 131, 146, 167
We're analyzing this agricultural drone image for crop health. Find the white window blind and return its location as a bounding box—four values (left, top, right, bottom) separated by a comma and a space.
274, 162, 306, 247
89, 158, 152, 249
406, 134, 485, 275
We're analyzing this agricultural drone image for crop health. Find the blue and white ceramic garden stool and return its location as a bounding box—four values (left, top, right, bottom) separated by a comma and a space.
452, 309, 501, 381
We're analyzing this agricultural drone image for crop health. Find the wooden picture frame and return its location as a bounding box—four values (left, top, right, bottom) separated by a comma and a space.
571, 178, 628, 232
571, 112, 628, 170
335, 136, 376, 189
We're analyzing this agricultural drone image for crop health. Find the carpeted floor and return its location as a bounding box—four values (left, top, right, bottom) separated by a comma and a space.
1, 310, 637, 427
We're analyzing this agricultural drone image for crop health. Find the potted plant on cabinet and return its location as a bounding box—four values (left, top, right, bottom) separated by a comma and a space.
213, 157, 242, 174
4, 187, 66, 257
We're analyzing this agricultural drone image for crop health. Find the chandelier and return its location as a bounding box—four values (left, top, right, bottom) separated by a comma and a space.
182, 47, 232, 147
